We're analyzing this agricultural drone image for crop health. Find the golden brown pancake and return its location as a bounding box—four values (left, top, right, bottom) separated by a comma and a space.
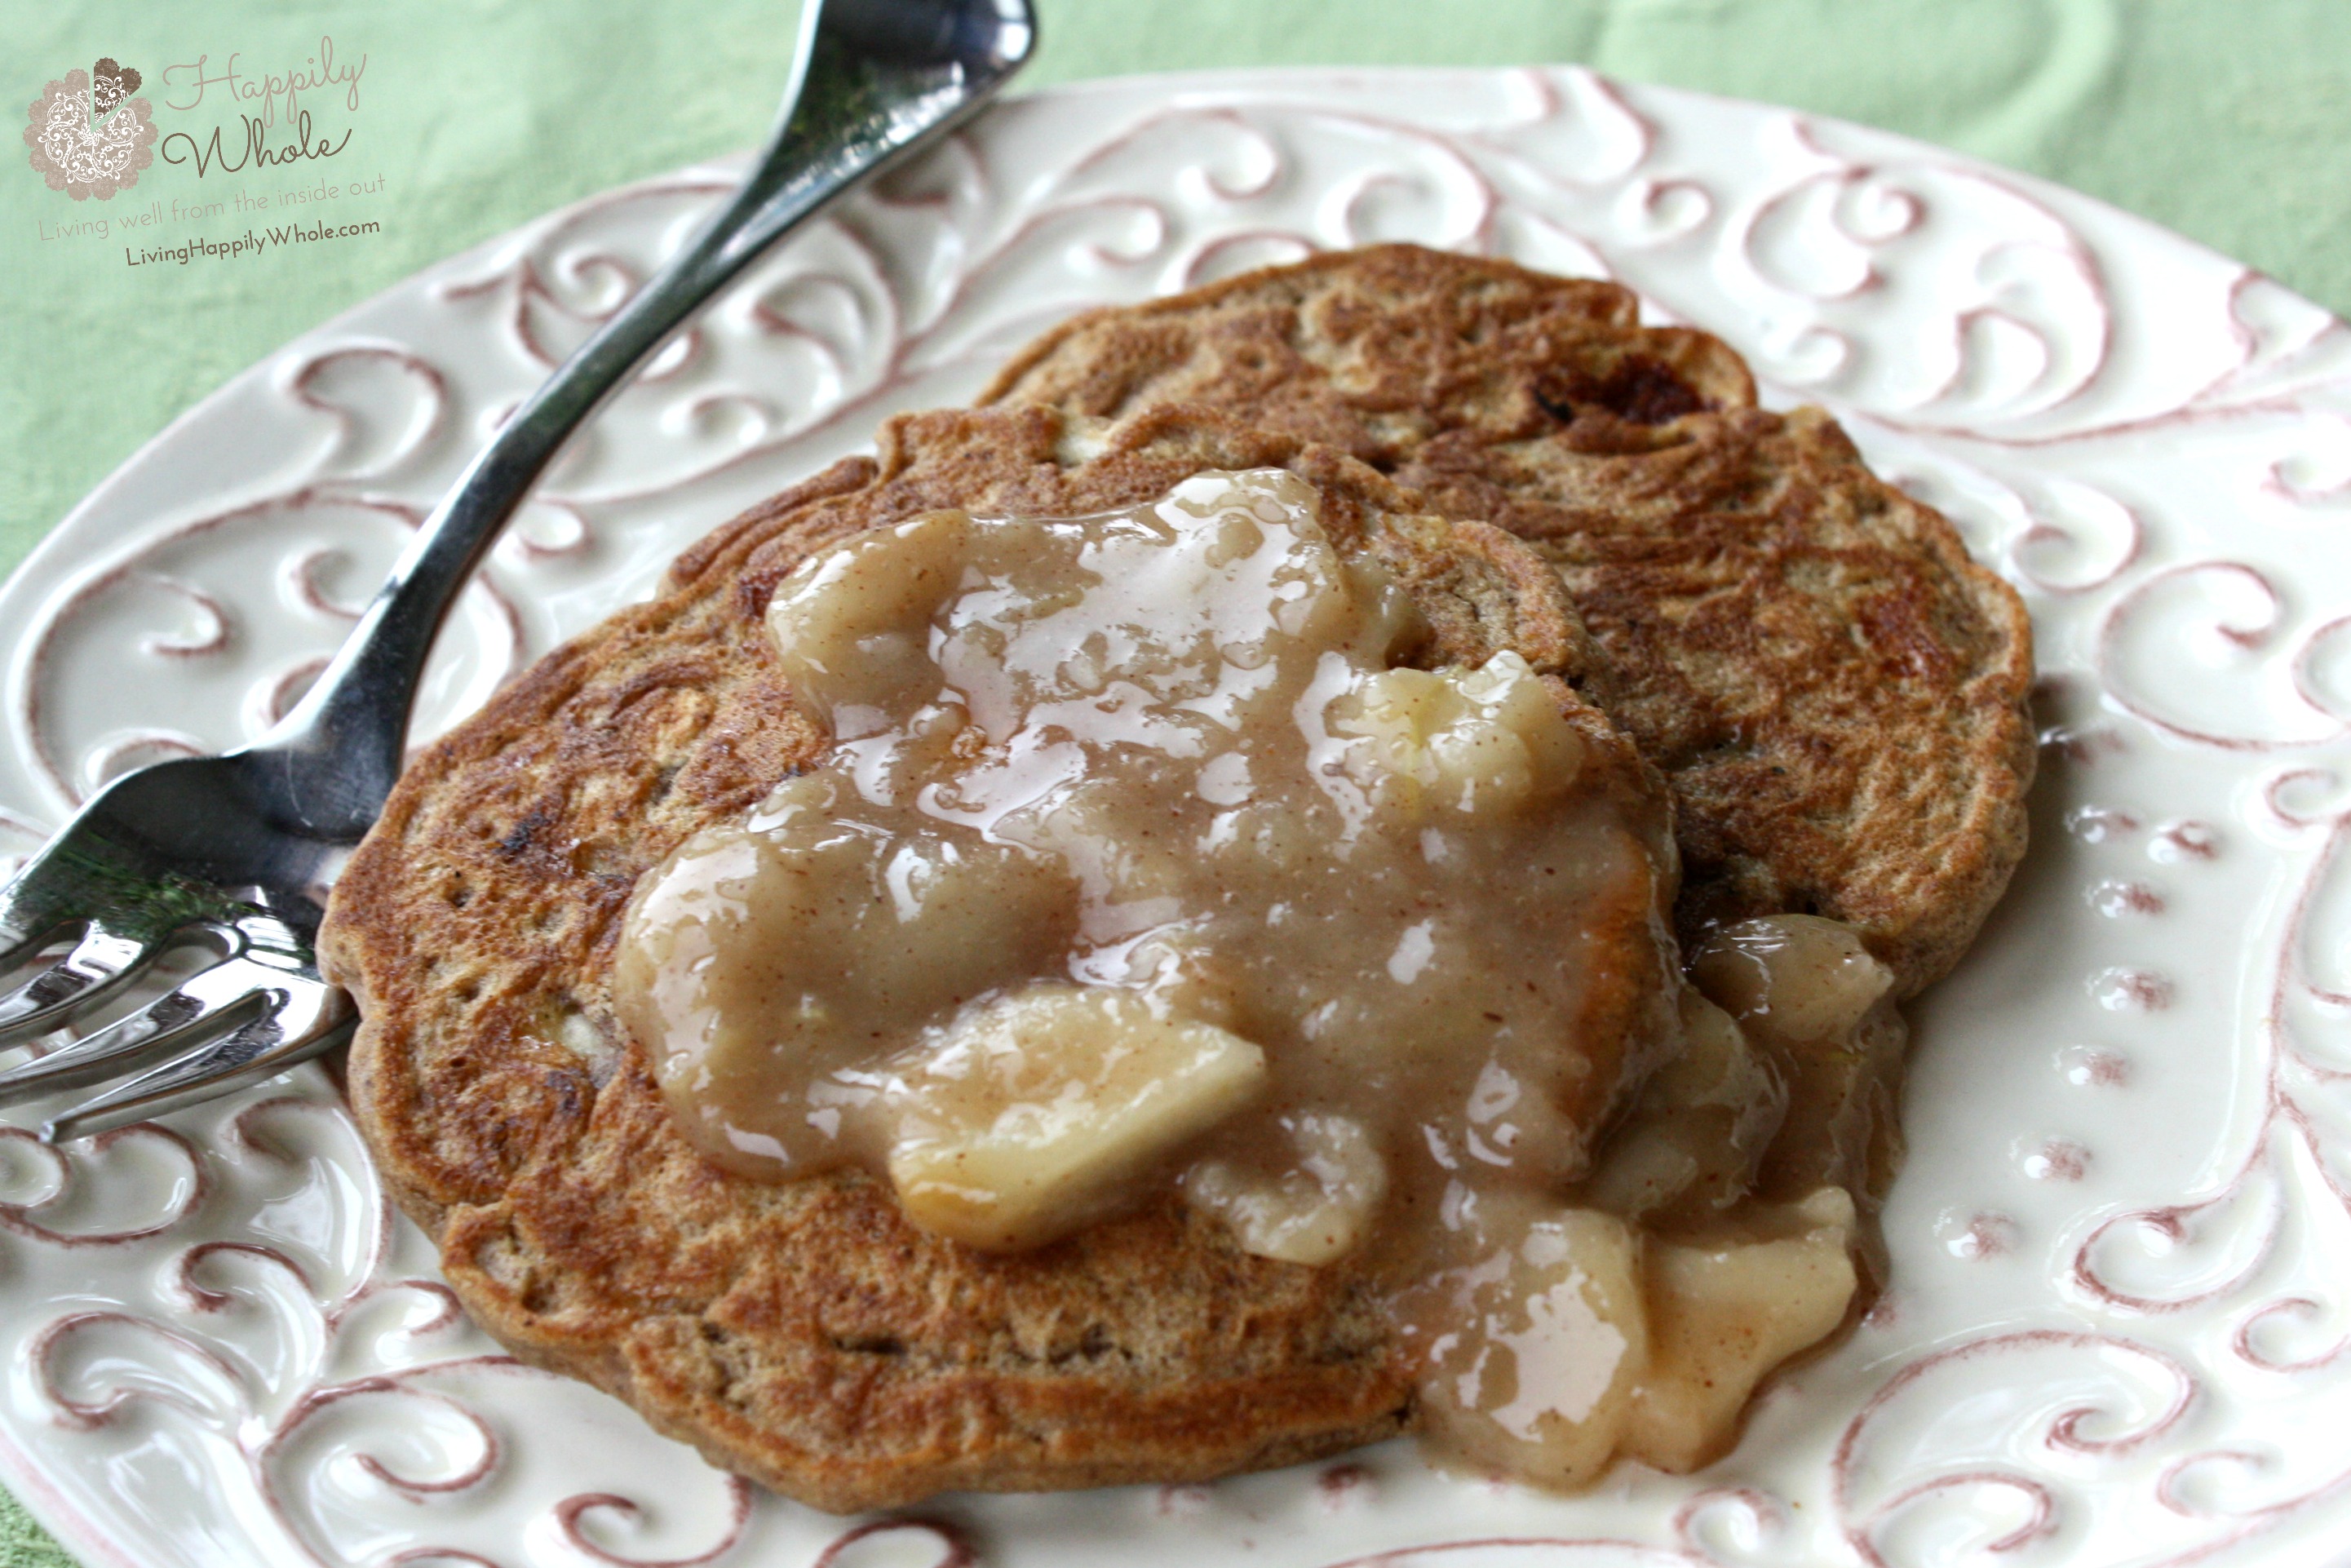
981, 244, 2036, 993
318, 403, 1680, 1512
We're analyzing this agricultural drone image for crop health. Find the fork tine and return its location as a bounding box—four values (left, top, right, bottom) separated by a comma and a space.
0, 956, 274, 1109
0, 924, 157, 1047
41, 968, 353, 1143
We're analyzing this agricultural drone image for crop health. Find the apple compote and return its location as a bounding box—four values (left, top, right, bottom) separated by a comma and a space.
615, 469, 1895, 1490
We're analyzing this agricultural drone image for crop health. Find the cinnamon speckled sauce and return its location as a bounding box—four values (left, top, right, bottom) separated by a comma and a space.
618, 470, 1902, 1488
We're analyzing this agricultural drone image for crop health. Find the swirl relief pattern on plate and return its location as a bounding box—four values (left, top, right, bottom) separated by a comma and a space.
1, 65, 2349, 1568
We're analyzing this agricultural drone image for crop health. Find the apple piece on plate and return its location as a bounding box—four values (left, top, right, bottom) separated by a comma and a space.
1623, 1187, 1858, 1473
1411, 1203, 1649, 1490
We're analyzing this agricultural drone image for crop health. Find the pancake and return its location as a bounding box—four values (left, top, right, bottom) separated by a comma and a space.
981, 244, 2037, 994
318, 403, 1681, 1512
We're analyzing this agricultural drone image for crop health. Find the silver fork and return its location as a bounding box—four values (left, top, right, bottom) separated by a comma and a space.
0, 0, 1035, 1143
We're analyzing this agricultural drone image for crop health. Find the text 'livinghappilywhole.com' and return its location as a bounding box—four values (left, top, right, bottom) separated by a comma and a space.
122, 216, 382, 267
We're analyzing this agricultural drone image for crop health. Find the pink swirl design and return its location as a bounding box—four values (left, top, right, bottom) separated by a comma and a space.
745, 281, 857, 377
284, 344, 452, 481
174, 1238, 317, 1309
1871, 1477, 2052, 1559
1741, 167, 1920, 305
251, 657, 331, 729
2233, 1297, 2350, 1374
232, 1095, 390, 1255
2150, 1448, 2351, 1557
1074, 99, 1501, 252
500, 497, 595, 560
381, 1516, 976, 1568
555, 1478, 754, 1566
1833, 1331, 2195, 1566
0, 955, 754, 1567
1996, 768, 2351, 1561
0, 1124, 208, 1245
16, 485, 530, 805
1180, 228, 1318, 287
32, 1310, 247, 1432
812, 1521, 974, 1568
435, 176, 740, 374
1462, 69, 1658, 206
1728, 116, 2111, 432
264, 1365, 507, 1501
2072, 1167, 2282, 1316
1845, 269, 2351, 472
131, 576, 232, 659
2008, 487, 2143, 596
2292, 616, 2351, 728
2262, 414, 2351, 505
43, 1303, 754, 1568
1062, 104, 1285, 202
2195, 268, 2351, 408
2096, 561, 2351, 753
282, 548, 371, 620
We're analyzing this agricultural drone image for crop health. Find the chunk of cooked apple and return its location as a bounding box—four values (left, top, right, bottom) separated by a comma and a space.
886, 985, 1268, 1251
1333, 651, 1585, 818
1691, 915, 1908, 1202
1622, 1187, 1857, 1473
1184, 1112, 1388, 1265
1583, 986, 1787, 1226
1408, 1201, 1648, 1490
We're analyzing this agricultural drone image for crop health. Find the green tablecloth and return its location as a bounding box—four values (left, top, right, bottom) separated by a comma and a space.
2, 0, 2346, 1560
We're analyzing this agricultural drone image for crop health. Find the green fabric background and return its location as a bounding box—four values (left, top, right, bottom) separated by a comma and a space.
2, 0, 2347, 1559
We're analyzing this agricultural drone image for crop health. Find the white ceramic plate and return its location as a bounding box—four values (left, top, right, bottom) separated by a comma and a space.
5, 66, 2351, 1568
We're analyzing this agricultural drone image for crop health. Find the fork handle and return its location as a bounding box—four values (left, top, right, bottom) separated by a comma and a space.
259, 4, 1006, 839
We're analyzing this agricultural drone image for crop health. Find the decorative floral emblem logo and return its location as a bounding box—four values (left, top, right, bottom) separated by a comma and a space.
24, 57, 157, 201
